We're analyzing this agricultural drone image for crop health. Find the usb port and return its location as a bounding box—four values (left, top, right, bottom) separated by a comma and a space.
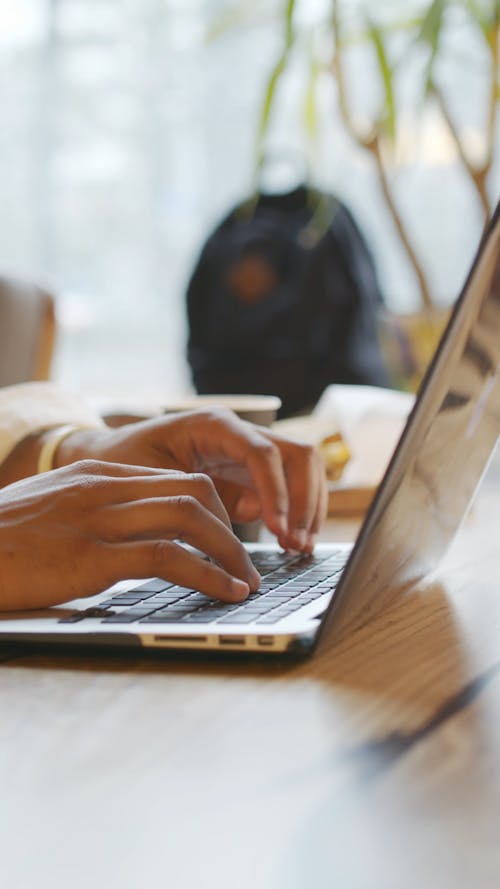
257, 636, 274, 647
219, 635, 245, 646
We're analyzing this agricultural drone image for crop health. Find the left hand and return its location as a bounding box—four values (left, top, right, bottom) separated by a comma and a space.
56, 408, 328, 553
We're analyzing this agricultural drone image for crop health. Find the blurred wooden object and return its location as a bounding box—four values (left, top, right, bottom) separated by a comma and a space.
0, 276, 57, 386
378, 307, 449, 391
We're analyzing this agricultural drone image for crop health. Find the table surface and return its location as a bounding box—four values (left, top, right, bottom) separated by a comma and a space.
1, 448, 499, 889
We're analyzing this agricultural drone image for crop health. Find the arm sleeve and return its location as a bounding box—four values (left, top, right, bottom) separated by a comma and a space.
0, 382, 105, 466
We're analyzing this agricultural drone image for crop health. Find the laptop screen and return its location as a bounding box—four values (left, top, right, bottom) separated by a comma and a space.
318, 203, 500, 642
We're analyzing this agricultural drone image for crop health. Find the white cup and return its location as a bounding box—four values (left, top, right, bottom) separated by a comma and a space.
163, 394, 282, 427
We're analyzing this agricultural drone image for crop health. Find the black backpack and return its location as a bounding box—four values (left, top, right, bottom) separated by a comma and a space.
186, 185, 390, 418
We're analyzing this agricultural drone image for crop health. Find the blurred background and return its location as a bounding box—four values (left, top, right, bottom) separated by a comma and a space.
0, 0, 499, 401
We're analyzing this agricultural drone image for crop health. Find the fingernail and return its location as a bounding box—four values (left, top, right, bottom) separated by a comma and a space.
306, 534, 316, 552
231, 578, 250, 601
250, 565, 261, 588
292, 529, 308, 550
275, 513, 288, 536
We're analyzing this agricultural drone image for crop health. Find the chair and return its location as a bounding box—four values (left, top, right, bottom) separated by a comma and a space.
0, 276, 57, 386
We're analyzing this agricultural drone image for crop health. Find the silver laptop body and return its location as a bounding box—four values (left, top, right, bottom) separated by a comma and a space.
1, 204, 499, 656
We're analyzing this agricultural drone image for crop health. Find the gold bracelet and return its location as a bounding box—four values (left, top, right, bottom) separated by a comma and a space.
37, 425, 93, 474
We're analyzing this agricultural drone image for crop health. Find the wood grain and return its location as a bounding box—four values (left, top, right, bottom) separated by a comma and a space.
0, 448, 499, 889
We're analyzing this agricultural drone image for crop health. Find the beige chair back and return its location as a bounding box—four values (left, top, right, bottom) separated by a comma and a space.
0, 276, 57, 386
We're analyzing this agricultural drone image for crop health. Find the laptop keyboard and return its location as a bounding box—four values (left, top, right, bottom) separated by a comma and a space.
59, 549, 349, 626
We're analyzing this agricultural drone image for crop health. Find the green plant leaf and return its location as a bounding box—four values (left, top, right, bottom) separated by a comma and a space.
255, 0, 297, 167
366, 17, 396, 143
285, 0, 296, 47
415, 0, 448, 93
463, 0, 500, 42
205, 0, 257, 44
256, 57, 287, 160
303, 40, 321, 142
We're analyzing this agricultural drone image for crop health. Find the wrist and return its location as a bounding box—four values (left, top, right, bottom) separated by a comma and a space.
0, 424, 108, 487
51, 427, 110, 469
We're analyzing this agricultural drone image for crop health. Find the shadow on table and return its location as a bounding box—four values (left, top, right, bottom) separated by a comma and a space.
277, 582, 500, 889
0, 577, 472, 714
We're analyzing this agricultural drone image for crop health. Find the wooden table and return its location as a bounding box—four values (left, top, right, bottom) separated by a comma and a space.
1, 448, 499, 889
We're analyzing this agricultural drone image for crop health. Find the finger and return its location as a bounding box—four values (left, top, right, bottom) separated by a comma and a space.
104, 538, 256, 603
281, 443, 323, 552
300, 450, 328, 552
213, 479, 261, 524
310, 451, 329, 538
212, 417, 290, 537
97, 496, 260, 592
230, 489, 262, 524
186, 411, 290, 537
59, 458, 180, 480
73, 467, 233, 530
254, 431, 329, 551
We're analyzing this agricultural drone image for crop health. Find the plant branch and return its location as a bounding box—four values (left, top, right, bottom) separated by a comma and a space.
485, 18, 500, 173
332, 0, 434, 312
432, 82, 492, 220
331, 0, 372, 146
254, 0, 297, 173
369, 136, 434, 312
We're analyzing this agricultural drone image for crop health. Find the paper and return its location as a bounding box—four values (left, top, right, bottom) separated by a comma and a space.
314, 385, 415, 514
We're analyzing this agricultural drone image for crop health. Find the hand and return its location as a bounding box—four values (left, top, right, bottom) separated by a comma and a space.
0, 460, 260, 612
56, 409, 328, 553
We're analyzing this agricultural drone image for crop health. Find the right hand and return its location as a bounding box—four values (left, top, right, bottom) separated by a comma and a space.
0, 460, 261, 612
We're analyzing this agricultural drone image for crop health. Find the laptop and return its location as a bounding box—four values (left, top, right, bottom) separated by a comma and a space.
1, 203, 499, 656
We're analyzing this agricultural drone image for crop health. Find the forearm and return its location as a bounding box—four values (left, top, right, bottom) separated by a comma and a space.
0, 432, 45, 486
0, 382, 105, 485
0, 427, 121, 487
53, 427, 113, 468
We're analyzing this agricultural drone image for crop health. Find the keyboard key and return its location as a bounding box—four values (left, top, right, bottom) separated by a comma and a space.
217, 613, 258, 624
97, 550, 348, 627
282, 602, 309, 613
59, 606, 116, 623
255, 614, 284, 625
131, 579, 174, 593
106, 594, 153, 605
193, 601, 233, 612
146, 591, 190, 603
185, 593, 211, 607
183, 612, 233, 623
232, 606, 274, 617
139, 615, 188, 624
270, 587, 305, 598
152, 606, 195, 617
255, 591, 291, 600
102, 614, 142, 623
